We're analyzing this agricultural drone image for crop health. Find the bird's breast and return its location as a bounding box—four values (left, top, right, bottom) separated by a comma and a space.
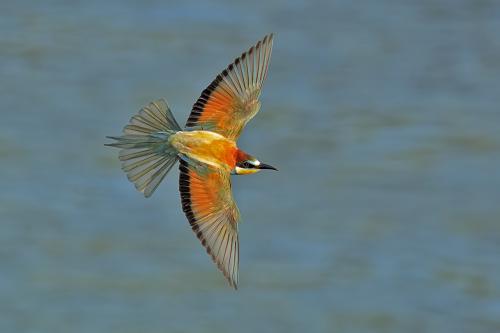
170, 131, 237, 170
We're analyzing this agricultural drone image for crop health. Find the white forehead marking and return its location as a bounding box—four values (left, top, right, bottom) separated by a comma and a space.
253, 160, 261, 166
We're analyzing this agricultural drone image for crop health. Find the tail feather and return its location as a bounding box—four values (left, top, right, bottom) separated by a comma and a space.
124, 99, 181, 135
106, 99, 181, 197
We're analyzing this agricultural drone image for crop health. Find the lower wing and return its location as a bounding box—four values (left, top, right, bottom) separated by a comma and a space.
178, 159, 240, 289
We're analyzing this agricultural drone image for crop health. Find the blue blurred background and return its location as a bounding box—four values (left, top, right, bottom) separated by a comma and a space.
2, 0, 500, 332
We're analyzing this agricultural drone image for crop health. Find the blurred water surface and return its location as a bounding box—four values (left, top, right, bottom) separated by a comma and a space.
1, 0, 500, 332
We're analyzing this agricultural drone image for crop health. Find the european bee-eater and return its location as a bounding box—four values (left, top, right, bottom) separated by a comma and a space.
106, 34, 276, 289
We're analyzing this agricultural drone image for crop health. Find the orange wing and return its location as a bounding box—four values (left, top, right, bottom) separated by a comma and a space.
185, 34, 274, 140
178, 160, 240, 289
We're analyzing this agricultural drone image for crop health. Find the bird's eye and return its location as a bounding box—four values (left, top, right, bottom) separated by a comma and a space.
242, 161, 253, 168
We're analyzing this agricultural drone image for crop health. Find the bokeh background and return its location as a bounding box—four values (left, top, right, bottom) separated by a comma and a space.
2, 0, 500, 332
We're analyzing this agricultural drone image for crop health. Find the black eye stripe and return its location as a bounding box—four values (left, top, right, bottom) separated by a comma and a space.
240, 161, 253, 168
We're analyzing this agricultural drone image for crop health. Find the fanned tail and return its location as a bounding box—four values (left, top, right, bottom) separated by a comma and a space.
106, 99, 181, 197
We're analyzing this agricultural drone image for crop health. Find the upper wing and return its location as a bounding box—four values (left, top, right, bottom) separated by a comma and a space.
185, 34, 274, 140
178, 160, 240, 289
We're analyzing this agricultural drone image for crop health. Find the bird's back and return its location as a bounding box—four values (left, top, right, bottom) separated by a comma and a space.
169, 130, 238, 171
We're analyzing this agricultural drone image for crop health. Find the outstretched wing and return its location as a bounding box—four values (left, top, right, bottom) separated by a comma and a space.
185, 34, 274, 140
178, 160, 240, 289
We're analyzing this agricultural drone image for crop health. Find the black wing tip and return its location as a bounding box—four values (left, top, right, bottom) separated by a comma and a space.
259, 34, 274, 52
264, 33, 274, 43
245, 33, 274, 56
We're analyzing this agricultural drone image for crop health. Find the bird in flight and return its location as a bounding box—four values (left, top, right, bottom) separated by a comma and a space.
106, 34, 276, 289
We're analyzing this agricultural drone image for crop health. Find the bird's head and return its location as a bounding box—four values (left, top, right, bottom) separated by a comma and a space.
233, 151, 277, 175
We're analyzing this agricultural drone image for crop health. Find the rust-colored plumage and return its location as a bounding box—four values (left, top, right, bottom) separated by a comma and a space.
107, 34, 275, 289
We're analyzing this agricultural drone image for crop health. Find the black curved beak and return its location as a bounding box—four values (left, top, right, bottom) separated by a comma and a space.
258, 163, 278, 171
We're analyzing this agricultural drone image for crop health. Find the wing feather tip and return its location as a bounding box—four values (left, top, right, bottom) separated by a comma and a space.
195, 229, 238, 289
